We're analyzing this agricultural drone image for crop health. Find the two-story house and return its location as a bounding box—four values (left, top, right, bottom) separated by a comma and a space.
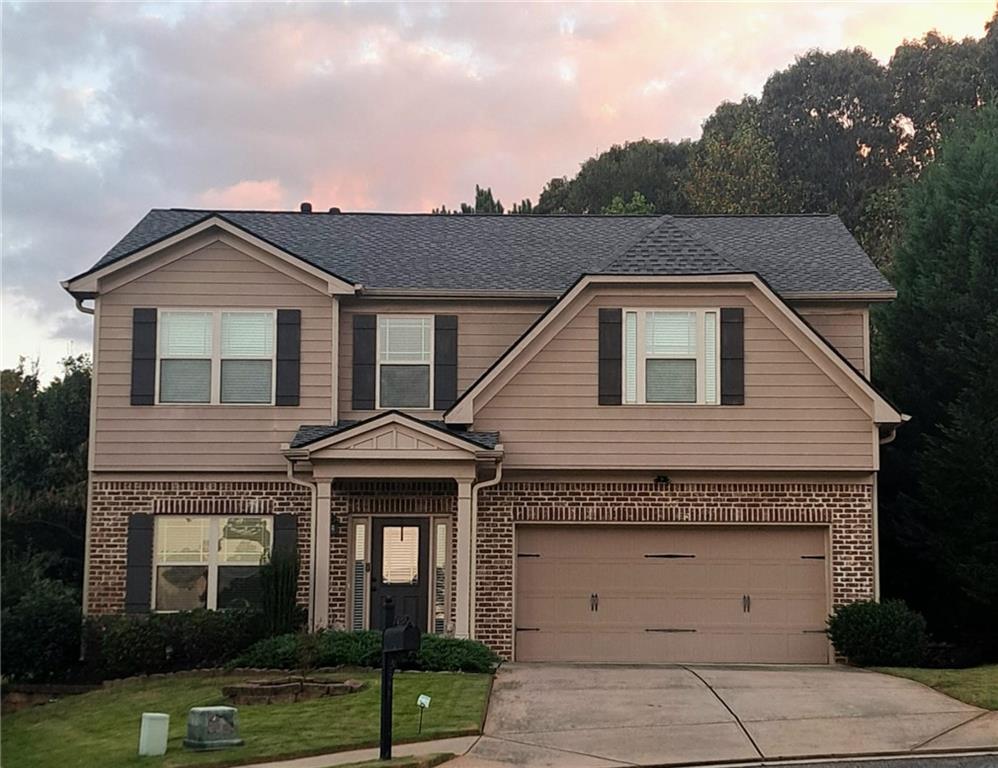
63, 207, 904, 664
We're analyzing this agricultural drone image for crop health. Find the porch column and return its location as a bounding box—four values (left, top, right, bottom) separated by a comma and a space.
313, 480, 332, 629
455, 478, 473, 639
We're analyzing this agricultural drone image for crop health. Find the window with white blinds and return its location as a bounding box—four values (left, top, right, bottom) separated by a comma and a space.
351, 521, 367, 632
153, 516, 272, 612
433, 520, 448, 634
221, 312, 274, 403
159, 312, 212, 403
623, 309, 720, 405
157, 310, 276, 404
380, 525, 420, 585
377, 316, 433, 408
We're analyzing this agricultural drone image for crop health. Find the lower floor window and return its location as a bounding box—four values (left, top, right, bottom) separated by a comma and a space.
154, 516, 273, 611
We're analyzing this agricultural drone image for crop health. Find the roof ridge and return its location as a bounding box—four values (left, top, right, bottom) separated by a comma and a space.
163, 207, 664, 219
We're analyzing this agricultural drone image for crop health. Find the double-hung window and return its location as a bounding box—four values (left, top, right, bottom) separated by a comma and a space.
153, 516, 273, 611
377, 316, 432, 409
623, 309, 719, 405
158, 310, 275, 404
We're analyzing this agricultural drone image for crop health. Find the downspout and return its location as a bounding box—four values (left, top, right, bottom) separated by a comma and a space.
468, 453, 504, 639
286, 458, 319, 630
75, 297, 95, 315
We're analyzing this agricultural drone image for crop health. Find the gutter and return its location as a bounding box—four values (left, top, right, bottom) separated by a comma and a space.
285, 457, 319, 630
468, 452, 504, 638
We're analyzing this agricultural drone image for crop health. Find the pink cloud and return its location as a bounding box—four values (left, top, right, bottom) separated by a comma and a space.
197, 179, 288, 210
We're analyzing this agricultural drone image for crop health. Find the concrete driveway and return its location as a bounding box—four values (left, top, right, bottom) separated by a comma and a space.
451, 664, 997, 767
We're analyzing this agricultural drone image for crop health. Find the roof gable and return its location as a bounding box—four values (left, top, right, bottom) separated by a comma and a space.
285, 411, 501, 459
62, 215, 356, 297
444, 273, 904, 426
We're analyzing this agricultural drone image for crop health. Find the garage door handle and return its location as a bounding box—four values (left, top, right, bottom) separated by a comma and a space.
747, 595, 751, 613
590, 593, 599, 612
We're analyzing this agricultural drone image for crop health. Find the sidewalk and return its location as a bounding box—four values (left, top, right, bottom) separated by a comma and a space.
238, 736, 479, 768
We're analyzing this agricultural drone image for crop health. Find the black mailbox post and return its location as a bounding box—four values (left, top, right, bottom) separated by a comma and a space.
379, 597, 422, 761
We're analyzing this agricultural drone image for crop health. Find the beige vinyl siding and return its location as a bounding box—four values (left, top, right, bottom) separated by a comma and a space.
795, 305, 868, 375
473, 286, 876, 471
338, 298, 550, 421
94, 242, 334, 472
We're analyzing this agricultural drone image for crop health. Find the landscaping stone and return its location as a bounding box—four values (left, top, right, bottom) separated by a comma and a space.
222, 677, 365, 705
183, 706, 244, 750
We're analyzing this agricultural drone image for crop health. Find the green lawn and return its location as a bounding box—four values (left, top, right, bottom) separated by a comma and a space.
3, 670, 491, 768
874, 664, 998, 710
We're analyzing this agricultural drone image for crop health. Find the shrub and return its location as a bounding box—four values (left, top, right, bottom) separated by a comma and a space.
318, 630, 383, 667
412, 634, 499, 673
85, 609, 268, 679
231, 633, 299, 669
233, 630, 499, 672
1, 576, 83, 682
260, 550, 302, 636
827, 599, 929, 666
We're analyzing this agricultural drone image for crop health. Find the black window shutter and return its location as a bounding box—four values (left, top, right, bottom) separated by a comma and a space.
433, 315, 458, 410
721, 307, 745, 405
275, 309, 301, 406
124, 514, 155, 613
131, 308, 157, 406
598, 308, 622, 405
352, 314, 377, 410
272, 514, 298, 559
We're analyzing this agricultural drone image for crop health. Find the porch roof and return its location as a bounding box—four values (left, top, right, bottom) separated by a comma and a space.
290, 414, 500, 450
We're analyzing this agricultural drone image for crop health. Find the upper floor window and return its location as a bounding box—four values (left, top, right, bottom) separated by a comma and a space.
377, 316, 432, 409
623, 309, 719, 405
153, 515, 273, 611
158, 310, 275, 404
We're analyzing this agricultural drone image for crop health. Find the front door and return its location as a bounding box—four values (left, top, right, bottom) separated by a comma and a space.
370, 517, 429, 631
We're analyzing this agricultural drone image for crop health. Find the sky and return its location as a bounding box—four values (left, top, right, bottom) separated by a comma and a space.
2, 1, 995, 381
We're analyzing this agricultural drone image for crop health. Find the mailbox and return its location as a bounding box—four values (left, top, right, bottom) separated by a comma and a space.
383, 620, 421, 654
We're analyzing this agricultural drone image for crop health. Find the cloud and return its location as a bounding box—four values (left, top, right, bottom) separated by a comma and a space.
1, 1, 993, 378
198, 179, 288, 210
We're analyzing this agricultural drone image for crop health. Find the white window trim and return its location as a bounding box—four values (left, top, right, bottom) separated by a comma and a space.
622, 308, 721, 406
375, 314, 434, 410
151, 515, 273, 612
155, 308, 277, 406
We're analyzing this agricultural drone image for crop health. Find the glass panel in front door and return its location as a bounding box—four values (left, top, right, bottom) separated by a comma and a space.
381, 526, 420, 585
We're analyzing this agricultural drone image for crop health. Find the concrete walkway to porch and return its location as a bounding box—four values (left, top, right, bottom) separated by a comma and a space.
446, 663, 998, 767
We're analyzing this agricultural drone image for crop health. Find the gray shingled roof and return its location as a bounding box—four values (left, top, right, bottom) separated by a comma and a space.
289, 420, 500, 450
86, 209, 892, 296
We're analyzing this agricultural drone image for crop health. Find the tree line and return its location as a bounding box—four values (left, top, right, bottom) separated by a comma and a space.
438, 20, 997, 269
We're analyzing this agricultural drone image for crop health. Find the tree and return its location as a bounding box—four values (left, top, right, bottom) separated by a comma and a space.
434, 184, 505, 214
1, 356, 91, 586
875, 105, 998, 649
509, 198, 534, 214
760, 48, 894, 229
600, 191, 655, 214
889, 30, 991, 172
534, 139, 694, 214
686, 109, 798, 214
535, 176, 572, 214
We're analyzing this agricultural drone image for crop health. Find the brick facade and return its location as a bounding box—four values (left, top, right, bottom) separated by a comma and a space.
87, 481, 312, 614
475, 481, 874, 660
87, 478, 874, 664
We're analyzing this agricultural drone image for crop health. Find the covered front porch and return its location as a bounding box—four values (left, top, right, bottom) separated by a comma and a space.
282, 411, 502, 639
